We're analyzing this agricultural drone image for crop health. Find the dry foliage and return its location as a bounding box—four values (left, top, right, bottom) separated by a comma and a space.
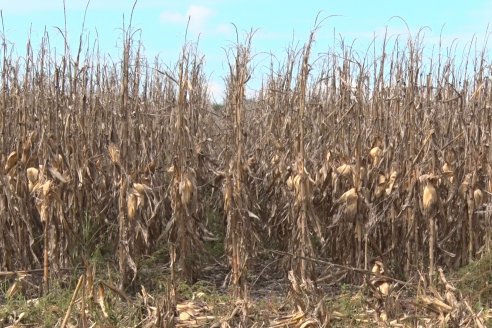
0, 13, 491, 328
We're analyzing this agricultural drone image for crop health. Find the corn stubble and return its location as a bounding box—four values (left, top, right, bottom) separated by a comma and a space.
0, 15, 492, 327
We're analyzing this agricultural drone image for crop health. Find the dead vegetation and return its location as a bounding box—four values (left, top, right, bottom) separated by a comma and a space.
0, 13, 492, 327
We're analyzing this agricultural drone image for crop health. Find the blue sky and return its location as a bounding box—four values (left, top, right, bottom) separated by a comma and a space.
0, 0, 491, 101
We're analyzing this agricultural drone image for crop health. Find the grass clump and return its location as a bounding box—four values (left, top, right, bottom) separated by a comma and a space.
0, 286, 71, 327
454, 252, 492, 309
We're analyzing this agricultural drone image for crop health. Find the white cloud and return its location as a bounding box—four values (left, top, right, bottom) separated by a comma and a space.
216, 23, 233, 36
188, 5, 212, 26
160, 5, 213, 34
160, 11, 185, 24
207, 80, 225, 102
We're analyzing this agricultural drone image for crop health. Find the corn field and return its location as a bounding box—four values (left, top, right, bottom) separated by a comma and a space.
1, 18, 492, 326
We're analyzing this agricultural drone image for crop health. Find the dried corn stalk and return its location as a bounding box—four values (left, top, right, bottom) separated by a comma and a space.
223, 31, 258, 313
168, 42, 205, 301
420, 174, 439, 282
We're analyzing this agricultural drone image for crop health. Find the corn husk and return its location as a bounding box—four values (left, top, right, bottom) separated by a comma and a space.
372, 260, 384, 275
97, 283, 109, 318
385, 170, 398, 195
27, 167, 39, 184
28, 181, 36, 193
442, 162, 454, 183
127, 193, 138, 220
271, 154, 279, 166
53, 154, 63, 171
5, 151, 17, 173
42, 180, 52, 197
369, 147, 383, 165
317, 165, 330, 186
286, 175, 294, 190
339, 187, 358, 203
39, 203, 50, 223
378, 282, 390, 296
423, 181, 438, 212
474, 189, 483, 208
21, 132, 34, 163
108, 143, 120, 164
133, 183, 150, 194
374, 174, 386, 199
224, 180, 232, 212
339, 188, 358, 218
336, 164, 352, 177
48, 165, 67, 183
179, 175, 193, 206
292, 174, 302, 194
459, 173, 472, 200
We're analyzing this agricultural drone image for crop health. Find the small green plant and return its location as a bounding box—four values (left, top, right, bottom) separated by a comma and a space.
0, 284, 72, 327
